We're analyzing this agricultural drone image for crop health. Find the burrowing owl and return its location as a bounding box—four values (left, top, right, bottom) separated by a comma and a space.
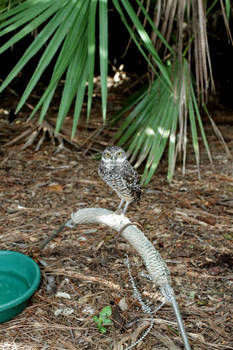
98, 146, 141, 213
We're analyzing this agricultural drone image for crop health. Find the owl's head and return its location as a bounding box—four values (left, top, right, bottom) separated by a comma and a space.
101, 146, 127, 169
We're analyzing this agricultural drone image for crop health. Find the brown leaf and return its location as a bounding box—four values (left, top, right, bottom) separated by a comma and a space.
47, 184, 63, 192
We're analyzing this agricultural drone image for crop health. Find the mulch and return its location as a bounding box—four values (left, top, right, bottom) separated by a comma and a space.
0, 105, 233, 349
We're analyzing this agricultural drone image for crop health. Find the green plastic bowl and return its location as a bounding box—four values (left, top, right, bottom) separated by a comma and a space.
0, 250, 40, 323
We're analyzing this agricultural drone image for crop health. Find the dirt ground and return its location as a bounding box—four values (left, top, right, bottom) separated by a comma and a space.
0, 97, 233, 350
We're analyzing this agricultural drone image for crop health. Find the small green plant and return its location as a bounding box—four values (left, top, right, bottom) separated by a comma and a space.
93, 305, 113, 334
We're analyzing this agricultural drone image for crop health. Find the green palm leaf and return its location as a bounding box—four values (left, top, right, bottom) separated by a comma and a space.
0, 0, 109, 133
87, 0, 98, 119
99, 0, 108, 122
17, 0, 89, 114
56, 37, 88, 133
0, 1, 70, 93
0, 1, 63, 54
72, 66, 88, 138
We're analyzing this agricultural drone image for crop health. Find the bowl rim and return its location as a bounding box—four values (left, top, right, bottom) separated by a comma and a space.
0, 250, 41, 312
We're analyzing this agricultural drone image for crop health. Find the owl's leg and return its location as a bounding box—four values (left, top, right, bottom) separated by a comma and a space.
118, 199, 124, 210
115, 199, 125, 214
123, 201, 129, 214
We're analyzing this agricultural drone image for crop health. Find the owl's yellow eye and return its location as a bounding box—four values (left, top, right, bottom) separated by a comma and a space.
104, 152, 111, 158
117, 151, 122, 157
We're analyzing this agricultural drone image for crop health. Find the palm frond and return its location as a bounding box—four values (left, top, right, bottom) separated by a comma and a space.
87, 0, 98, 120
116, 58, 213, 185
99, 0, 108, 123
0, 0, 109, 134
55, 38, 88, 133
0, 1, 70, 92
0, 1, 63, 54
17, 1, 86, 114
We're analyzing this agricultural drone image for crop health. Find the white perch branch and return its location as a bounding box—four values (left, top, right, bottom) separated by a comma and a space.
71, 208, 170, 287
69, 207, 191, 350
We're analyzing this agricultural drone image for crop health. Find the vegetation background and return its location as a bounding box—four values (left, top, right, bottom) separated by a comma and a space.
0, 0, 232, 182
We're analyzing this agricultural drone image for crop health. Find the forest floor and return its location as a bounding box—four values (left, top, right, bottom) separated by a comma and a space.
0, 85, 233, 350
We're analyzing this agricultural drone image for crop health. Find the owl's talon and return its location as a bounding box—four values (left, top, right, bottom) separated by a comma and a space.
115, 208, 124, 215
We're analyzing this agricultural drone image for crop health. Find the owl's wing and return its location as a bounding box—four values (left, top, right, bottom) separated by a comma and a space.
119, 161, 139, 183
119, 161, 141, 201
